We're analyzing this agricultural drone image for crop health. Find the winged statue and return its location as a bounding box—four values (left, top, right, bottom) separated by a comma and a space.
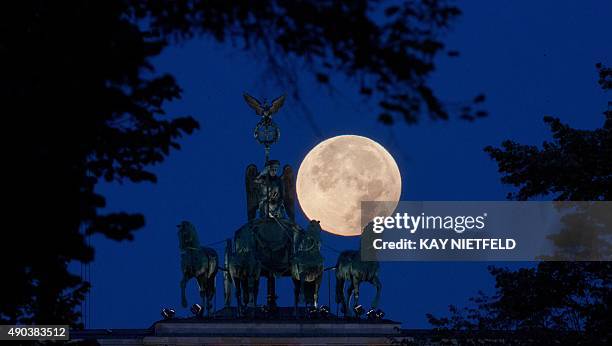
245, 160, 295, 222
243, 93, 286, 120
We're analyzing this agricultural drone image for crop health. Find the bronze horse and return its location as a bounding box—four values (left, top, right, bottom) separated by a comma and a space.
177, 221, 218, 317
335, 250, 382, 317
291, 220, 324, 317
224, 227, 261, 317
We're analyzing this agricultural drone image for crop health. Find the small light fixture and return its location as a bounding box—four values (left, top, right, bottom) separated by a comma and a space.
375, 309, 385, 320
353, 304, 365, 317
161, 308, 176, 319
319, 305, 330, 318
366, 308, 377, 320
191, 303, 203, 316
306, 306, 319, 319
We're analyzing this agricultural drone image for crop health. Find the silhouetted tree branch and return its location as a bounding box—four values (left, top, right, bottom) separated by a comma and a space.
1, 1, 197, 326
135, 0, 487, 124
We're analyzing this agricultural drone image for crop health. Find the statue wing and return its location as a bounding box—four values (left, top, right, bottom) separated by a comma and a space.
269, 94, 286, 115
245, 164, 259, 220
243, 93, 264, 115
282, 164, 296, 221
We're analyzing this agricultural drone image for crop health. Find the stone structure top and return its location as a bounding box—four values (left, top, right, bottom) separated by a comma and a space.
71, 318, 402, 345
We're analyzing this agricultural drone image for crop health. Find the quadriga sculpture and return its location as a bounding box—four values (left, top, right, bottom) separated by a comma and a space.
177, 221, 219, 317
224, 228, 261, 317
291, 220, 324, 317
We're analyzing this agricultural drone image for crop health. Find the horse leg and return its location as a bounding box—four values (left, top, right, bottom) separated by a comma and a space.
224, 240, 232, 308
267, 273, 276, 308
313, 277, 321, 309
336, 277, 346, 315
224, 270, 232, 308
198, 274, 214, 316
196, 275, 207, 317
180, 276, 188, 308
241, 279, 250, 317
292, 278, 300, 318
299, 273, 306, 304
206, 276, 216, 316
246, 276, 257, 318
248, 275, 258, 308
253, 276, 259, 308
234, 279, 242, 317
351, 276, 360, 316
241, 279, 249, 317
346, 280, 355, 317
371, 275, 382, 310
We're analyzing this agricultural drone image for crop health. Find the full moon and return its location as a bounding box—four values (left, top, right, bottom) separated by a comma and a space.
296, 135, 402, 236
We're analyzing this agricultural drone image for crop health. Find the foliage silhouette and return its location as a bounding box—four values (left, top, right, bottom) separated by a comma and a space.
1, 0, 479, 326
427, 64, 611, 344
135, 0, 486, 124
1, 1, 199, 326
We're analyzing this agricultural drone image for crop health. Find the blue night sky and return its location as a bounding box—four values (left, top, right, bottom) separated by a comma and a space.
84, 1, 611, 328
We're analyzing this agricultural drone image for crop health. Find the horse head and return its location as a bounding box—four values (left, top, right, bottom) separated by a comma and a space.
298, 220, 322, 253
177, 220, 200, 250
234, 226, 256, 256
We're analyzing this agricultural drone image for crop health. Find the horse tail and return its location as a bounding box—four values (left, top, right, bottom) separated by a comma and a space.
223, 239, 233, 306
